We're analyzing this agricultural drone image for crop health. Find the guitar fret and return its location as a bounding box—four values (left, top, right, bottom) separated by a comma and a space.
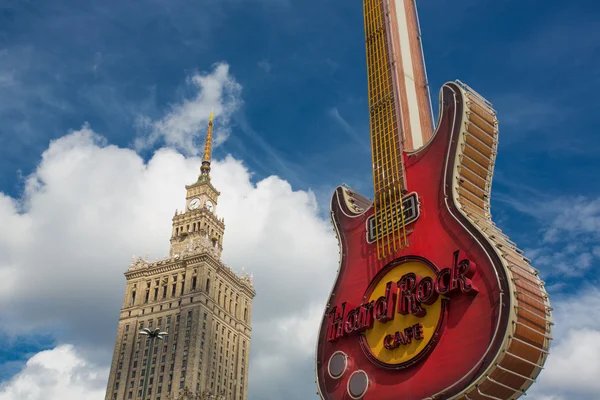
364, 0, 409, 258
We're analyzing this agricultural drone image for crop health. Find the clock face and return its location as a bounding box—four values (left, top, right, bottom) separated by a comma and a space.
205, 200, 214, 212
188, 198, 201, 210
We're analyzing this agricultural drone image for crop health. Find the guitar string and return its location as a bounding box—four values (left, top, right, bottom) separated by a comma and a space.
376, 2, 394, 258
365, 0, 383, 258
382, 0, 408, 251
370, 0, 391, 259
384, 0, 408, 254
365, 0, 408, 259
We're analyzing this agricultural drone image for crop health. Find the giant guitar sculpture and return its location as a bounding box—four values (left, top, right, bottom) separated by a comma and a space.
315, 1, 552, 399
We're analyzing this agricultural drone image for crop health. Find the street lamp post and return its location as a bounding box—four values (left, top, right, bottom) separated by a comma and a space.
139, 328, 168, 400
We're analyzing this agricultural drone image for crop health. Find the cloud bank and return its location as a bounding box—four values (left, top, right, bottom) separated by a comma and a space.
0, 346, 107, 400
0, 124, 338, 399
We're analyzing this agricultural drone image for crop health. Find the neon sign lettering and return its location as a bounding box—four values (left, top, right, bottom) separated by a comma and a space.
326, 251, 477, 344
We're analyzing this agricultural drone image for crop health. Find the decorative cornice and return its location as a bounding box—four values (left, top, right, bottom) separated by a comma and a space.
124, 251, 255, 296
185, 179, 220, 196
172, 208, 225, 228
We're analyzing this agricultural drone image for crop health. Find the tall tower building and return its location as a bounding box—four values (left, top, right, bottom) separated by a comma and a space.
105, 114, 256, 400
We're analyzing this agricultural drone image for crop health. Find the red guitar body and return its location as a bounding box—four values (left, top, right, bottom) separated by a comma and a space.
315, 83, 549, 400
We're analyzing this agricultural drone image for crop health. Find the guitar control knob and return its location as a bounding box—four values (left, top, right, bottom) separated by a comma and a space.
347, 370, 369, 399
327, 351, 348, 379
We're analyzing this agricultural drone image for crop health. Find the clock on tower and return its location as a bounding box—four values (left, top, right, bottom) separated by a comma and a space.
169, 113, 224, 258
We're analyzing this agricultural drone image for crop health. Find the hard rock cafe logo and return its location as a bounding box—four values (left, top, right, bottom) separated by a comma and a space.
326, 251, 478, 368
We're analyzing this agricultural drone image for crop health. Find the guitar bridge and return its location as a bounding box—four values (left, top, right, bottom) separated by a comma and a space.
366, 192, 420, 243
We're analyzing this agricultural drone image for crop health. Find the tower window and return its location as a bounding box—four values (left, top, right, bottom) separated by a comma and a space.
192, 276, 197, 290
193, 223, 196, 231
131, 291, 136, 306
206, 279, 210, 294
175, 227, 179, 236
244, 308, 248, 322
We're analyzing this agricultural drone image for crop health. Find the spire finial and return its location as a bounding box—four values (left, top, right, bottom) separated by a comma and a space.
200, 112, 214, 177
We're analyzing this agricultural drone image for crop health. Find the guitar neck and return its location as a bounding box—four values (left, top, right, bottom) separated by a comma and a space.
364, 0, 433, 189
364, 0, 433, 257
364, 0, 405, 197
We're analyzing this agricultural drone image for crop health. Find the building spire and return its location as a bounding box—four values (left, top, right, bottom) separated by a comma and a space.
200, 112, 214, 177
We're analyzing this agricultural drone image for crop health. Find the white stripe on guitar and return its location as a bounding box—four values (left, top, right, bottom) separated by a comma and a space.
393, 0, 424, 149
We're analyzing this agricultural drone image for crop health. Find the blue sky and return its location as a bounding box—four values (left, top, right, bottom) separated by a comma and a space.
2, 0, 600, 197
1, 0, 600, 398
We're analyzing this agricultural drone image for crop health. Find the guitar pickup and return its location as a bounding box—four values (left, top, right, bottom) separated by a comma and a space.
366, 192, 420, 243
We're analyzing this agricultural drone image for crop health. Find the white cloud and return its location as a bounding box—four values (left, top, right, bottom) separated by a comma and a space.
541, 329, 600, 390
247, 304, 325, 398
3, 64, 597, 398
0, 345, 108, 400
542, 197, 600, 243
0, 266, 16, 301
6, 288, 600, 400
134, 62, 242, 155
2, 125, 600, 399
499, 194, 600, 278
494, 92, 562, 134
0, 125, 338, 399
257, 60, 272, 73
0, 71, 15, 87
527, 288, 600, 400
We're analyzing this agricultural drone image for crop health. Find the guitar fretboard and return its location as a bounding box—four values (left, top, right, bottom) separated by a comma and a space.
364, 0, 407, 259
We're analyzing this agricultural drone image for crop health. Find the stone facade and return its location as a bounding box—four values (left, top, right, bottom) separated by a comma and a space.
105, 158, 255, 400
